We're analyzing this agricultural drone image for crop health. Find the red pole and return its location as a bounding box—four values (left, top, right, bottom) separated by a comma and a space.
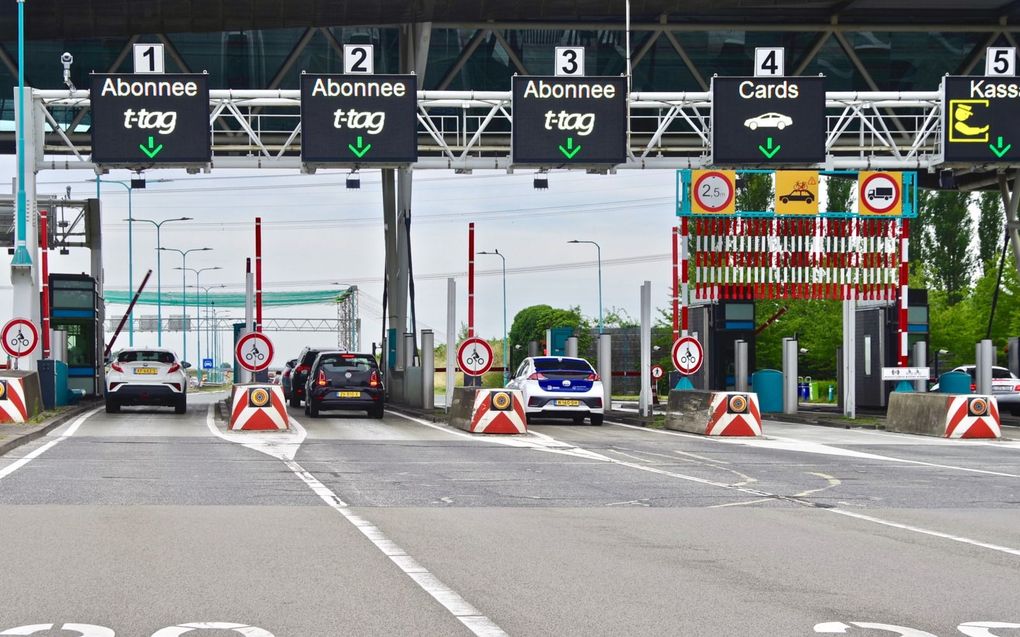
681, 217, 690, 336
255, 217, 263, 333
40, 210, 50, 358
468, 222, 475, 338
899, 218, 909, 367
672, 225, 679, 340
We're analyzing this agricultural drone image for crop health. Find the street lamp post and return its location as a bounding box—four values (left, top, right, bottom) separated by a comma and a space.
159, 247, 212, 363
178, 266, 221, 372
478, 250, 508, 385
133, 216, 192, 346
189, 283, 226, 380
568, 240, 603, 334
95, 179, 135, 344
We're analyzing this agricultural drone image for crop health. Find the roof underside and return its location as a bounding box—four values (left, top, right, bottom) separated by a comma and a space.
4, 0, 1020, 41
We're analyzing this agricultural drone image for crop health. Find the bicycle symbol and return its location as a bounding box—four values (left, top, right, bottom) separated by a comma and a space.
245, 343, 266, 363
466, 347, 486, 367
9, 328, 29, 349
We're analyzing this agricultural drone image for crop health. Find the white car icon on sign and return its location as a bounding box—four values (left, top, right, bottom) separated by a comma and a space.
744, 112, 793, 130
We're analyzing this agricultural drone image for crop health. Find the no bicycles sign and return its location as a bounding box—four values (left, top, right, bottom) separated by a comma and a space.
672, 336, 704, 375
235, 331, 274, 373
457, 337, 493, 377
1, 318, 38, 358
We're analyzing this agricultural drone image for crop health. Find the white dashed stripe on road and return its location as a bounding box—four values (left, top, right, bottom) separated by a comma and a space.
204, 406, 508, 637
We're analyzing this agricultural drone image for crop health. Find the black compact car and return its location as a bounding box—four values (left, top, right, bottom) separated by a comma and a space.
289, 347, 325, 407
304, 351, 385, 418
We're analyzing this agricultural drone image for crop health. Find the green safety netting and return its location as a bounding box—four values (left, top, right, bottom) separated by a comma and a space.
103, 289, 352, 307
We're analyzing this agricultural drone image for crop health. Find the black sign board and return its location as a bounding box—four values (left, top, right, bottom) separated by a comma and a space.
90, 74, 210, 166
943, 76, 1020, 163
301, 74, 418, 165
711, 76, 825, 165
512, 76, 627, 166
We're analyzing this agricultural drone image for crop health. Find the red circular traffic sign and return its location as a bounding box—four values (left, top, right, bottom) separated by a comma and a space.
235, 332, 274, 373
1, 318, 38, 358
692, 171, 735, 213
860, 172, 901, 215
457, 337, 493, 377
651, 364, 665, 380
672, 336, 704, 375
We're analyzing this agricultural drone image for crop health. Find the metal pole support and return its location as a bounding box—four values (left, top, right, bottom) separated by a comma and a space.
783, 337, 798, 415
912, 340, 927, 393
566, 336, 578, 358
445, 277, 456, 409
598, 333, 612, 413
735, 339, 749, 392
639, 281, 652, 418
977, 339, 994, 395
421, 329, 434, 410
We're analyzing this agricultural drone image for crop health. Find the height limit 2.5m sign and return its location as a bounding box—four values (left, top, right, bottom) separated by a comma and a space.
711, 76, 825, 165
512, 76, 627, 166
301, 74, 418, 166
90, 74, 211, 166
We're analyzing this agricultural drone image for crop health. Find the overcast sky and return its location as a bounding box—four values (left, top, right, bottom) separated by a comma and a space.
0, 158, 679, 366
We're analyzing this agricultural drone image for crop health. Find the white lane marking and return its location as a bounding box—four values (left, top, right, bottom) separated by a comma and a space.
0, 624, 114, 636
0, 408, 102, 482
796, 472, 842, 498
205, 406, 507, 637
150, 622, 273, 637
392, 411, 1020, 558
202, 408, 306, 461
608, 420, 1020, 478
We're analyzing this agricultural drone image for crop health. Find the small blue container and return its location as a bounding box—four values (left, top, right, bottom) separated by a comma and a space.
752, 369, 784, 413
938, 371, 972, 394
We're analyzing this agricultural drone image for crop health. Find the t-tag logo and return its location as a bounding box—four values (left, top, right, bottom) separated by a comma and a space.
332, 109, 385, 134
122, 108, 177, 134
543, 111, 595, 135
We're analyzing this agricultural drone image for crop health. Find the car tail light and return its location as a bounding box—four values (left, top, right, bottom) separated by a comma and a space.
369, 370, 380, 388
586, 372, 600, 381
971, 383, 977, 392
1014, 384, 1020, 392
296, 365, 311, 374
527, 372, 546, 380
170, 383, 181, 392
167, 363, 181, 374
111, 362, 124, 373
341, 353, 356, 359
316, 370, 328, 386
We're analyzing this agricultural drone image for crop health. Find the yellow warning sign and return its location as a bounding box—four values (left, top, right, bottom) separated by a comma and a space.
948, 99, 991, 143
775, 171, 819, 215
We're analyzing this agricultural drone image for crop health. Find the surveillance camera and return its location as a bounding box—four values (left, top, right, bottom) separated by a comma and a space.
60, 52, 73, 67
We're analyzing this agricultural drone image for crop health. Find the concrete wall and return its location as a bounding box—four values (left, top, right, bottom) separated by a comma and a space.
448, 386, 479, 431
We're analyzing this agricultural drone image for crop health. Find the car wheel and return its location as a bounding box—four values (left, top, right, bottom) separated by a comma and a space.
175, 397, 187, 415
105, 398, 120, 414
369, 405, 384, 419
590, 413, 604, 426
781, 197, 789, 204
289, 395, 301, 408
308, 401, 319, 418
1010, 406, 1020, 417
806, 196, 814, 204
749, 122, 758, 130
777, 122, 786, 130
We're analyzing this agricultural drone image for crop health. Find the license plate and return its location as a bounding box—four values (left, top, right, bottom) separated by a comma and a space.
134, 368, 157, 375
556, 399, 581, 407
338, 391, 361, 398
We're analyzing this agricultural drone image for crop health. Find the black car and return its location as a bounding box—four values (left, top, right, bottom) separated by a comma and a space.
280, 358, 297, 399
289, 347, 324, 407
304, 351, 385, 418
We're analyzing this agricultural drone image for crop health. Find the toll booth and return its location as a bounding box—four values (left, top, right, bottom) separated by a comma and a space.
855, 289, 929, 409
688, 301, 756, 390
544, 327, 573, 356
49, 273, 102, 396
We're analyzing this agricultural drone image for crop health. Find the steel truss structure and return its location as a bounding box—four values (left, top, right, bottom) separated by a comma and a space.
31, 88, 946, 171
111, 316, 361, 347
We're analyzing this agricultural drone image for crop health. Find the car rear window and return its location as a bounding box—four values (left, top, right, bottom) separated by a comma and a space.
320, 354, 377, 373
117, 350, 175, 364
993, 368, 1016, 379
534, 358, 593, 373
300, 350, 322, 366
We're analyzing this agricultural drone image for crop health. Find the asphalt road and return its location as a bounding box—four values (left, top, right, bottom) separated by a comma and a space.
1, 393, 1019, 637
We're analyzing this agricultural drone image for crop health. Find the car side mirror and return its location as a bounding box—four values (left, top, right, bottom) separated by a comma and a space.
182, 361, 192, 369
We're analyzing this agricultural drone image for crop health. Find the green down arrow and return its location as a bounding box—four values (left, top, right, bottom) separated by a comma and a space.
758, 136, 781, 159
348, 136, 372, 158
989, 135, 1012, 159
139, 136, 164, 159
558, 137, 581, 159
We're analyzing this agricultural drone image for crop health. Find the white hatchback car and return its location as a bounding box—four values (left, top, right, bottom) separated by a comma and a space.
105, 348, 190, 414
507, 356, 605, 425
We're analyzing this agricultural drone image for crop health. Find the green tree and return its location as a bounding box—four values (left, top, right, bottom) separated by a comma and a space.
508, 305, 590, 368
918, 190, 974, 305
737, 172, 773, 212
826, 175, 855, 212
978, 190, 1004, 274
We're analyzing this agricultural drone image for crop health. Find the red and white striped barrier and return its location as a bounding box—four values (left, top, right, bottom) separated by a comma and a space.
945, 395, 1001, 439
706, 392, 763, 436
449, 388, 527, 434
667, 390, 763, 437
230, 384, 289, 431
0, 377, 29, 423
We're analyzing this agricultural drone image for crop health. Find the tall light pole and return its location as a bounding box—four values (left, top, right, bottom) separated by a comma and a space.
189, 283, 226, 380
159, 247, 212, 362
177, 266, 221, 372
132, 216, 192, 346
568, 240, 603, 334
12, 0, 31, 271
478, 250, 508, 385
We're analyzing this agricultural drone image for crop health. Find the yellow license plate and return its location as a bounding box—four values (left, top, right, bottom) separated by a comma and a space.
556, 399, 581, 407
134, 368, 157, 375
338, 391, 361, 398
